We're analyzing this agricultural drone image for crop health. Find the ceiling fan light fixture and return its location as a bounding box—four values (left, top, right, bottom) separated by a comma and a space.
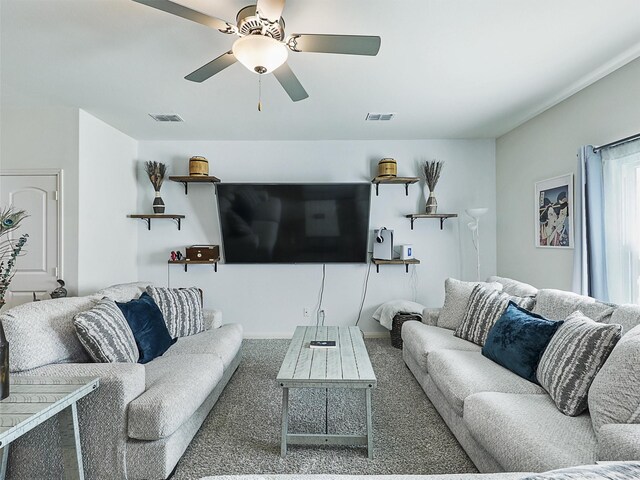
232, 35, 288, 75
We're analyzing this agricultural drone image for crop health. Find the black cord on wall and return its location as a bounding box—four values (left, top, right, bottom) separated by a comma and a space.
316, 264, 326, 327
355, 260, 372, 326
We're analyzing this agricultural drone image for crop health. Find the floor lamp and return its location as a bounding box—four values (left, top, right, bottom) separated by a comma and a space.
466, 208, 489, 281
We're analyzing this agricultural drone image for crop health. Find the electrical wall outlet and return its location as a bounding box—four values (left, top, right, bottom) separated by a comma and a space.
303, 307, 311, 318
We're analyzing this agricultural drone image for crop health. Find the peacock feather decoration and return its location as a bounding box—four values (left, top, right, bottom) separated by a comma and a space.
0, 207, 29, 310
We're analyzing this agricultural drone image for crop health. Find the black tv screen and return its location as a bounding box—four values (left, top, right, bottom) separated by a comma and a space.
217, 183, 371, 263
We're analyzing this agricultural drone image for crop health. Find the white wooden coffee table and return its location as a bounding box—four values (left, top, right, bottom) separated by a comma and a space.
0, 376, 99, 479
276, 326, 377, 459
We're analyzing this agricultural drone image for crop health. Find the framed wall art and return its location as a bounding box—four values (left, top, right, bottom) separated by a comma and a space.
535, 173, 573, 249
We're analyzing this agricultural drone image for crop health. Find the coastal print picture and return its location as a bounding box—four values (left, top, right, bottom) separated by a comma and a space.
535, 173, 573, 249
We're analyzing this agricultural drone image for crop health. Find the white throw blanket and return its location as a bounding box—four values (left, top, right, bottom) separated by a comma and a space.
372, 300, 425, 330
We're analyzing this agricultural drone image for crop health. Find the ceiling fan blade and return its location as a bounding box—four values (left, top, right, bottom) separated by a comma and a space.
132, 0, 235, 33
273, 63, 308, 102
287, 34, 381, 56
185, 52, 237, 82
255, 0, 286, 24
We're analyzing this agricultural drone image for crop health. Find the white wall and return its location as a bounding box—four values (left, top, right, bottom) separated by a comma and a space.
0, 106, 139, 296
0, 105, 81, 294
496, 57, 640, 291
78, 110, 138, 295
137, 139, 496, 336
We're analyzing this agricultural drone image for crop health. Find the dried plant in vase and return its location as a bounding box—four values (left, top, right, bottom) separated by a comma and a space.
0, 206, 29, 400
144, 161, 167, 214
423, 160, 444, 214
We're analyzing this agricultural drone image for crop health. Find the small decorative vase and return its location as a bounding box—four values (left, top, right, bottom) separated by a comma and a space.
426, 191, 438, 214
153, 192, 165, 214
0, 322, 9, 400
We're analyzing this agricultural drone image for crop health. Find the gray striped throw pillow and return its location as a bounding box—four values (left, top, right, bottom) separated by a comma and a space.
74, 298, 139, 363
146, 286, 204, 338
537, 310, 622, 416
454, 284, 536, 346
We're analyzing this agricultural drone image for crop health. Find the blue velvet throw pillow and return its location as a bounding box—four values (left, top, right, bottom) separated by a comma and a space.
116, 292, 176, 364
482, 302, 562, 383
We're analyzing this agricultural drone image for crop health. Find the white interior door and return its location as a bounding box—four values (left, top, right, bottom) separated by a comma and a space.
0, 173, 60, 308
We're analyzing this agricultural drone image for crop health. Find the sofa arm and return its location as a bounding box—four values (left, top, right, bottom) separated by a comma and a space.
597, 424, 640, 461
9, 362, 145, 480
422, 308, 441, 326
204, 308, 223, 329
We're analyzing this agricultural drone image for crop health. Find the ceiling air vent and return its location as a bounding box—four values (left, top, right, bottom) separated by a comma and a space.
365, 113, 395, 121
149, 114, 184, 122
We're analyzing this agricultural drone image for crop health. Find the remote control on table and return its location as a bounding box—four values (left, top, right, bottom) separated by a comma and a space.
310, 340, 337, 349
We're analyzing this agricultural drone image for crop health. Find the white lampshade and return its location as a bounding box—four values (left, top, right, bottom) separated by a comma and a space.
232, 35, 288, 75
466, 207, 489, 220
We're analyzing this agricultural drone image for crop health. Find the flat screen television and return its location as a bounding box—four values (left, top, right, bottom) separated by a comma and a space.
216, 183, 371, 264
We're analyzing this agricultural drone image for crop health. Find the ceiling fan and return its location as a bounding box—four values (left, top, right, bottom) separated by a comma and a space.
132, 0, 381, 102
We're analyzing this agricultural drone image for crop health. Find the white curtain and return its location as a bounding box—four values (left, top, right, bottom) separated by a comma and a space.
602, 140, 640, 304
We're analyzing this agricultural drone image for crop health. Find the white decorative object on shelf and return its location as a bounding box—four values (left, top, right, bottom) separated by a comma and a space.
466, 208, 489, 281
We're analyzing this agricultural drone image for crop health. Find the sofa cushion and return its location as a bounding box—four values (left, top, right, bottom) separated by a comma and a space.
455, 286, 536, 346
609, 304, 640, 335
597, 424, 640, 462
589, 324, 640, 433
464, 392, 597, 472
533, 289, 616, 323
537, 311, 621, 416
427, 350, 545, 416
128, 353, 224, 440
73, 298, 139, 363
116, 292, 175, 364
437, 278, 502, 330
1, 296, 99, 372
487, 275, 538, 297
401, 322, 480, 371
96, 282, 151, 302
165, 324, 243, 368
482, 302, 562, 383
522, 462, 640, 480
146, 286, 204, 338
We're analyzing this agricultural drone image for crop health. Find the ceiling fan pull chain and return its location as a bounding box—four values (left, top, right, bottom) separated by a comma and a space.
258, 75, 263, 112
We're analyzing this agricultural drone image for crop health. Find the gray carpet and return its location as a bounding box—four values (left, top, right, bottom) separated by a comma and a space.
171, 338, 477, 479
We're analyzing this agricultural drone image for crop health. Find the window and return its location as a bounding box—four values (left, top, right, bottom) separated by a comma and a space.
602, 140, 640, 304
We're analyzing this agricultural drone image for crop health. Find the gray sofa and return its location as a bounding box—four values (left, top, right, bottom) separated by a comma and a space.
1, 282, 243, 480
402, 276, 640, 474
198, 462, 640, 479
200, 475, 530, 480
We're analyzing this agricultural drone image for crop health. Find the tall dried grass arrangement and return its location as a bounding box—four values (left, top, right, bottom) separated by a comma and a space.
423, 160, 444, 192
144, 161, 167, 192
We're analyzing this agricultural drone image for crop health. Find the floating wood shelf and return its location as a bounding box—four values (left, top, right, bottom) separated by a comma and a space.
405, 213, 458, 230
371, 176, 420, 196
128, 214, 185, 231
168, 259, 219, 272
371, 257, 420, 273
169, 175, 221, 195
